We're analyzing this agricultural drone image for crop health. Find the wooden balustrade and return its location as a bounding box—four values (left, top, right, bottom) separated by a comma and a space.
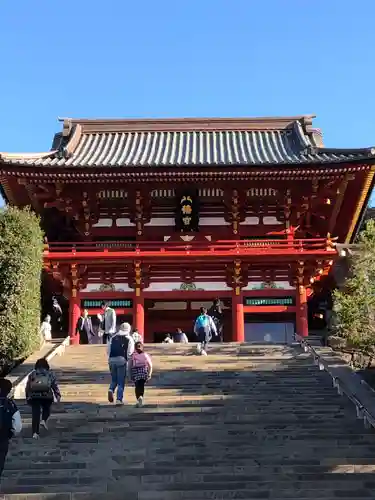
45, 238, 337, 255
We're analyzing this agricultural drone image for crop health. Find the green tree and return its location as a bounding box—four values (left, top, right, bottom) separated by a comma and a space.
333, 219, 375, 350
0, 207, 44, 365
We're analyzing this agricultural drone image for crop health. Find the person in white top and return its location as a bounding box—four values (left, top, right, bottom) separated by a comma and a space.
132, 329, 143, 343
97, 301, 117, 344
174, 328, 189, 343
39, 315, 52, 343
163, 334, 174, 344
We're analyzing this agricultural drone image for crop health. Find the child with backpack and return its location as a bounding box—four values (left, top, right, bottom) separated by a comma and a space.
0, 378, 22, 478
193, 307, 217, 356
107, 322, 135, 405
26, 358, 61, 439
128, 342, 153, 408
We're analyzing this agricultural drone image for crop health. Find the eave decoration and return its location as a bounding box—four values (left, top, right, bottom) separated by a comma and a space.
258, 281, 280, 290
99, 283, 116, 292
173, 282, 204, 291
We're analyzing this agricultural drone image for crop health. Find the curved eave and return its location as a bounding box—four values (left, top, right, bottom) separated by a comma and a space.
1, 163, 374, 186
1, 154, 375, 170
351, 173, 375, 242
2, 156, 375, 169
0, 183, 8, 204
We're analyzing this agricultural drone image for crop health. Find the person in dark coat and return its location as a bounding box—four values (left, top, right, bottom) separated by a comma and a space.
0, 378, 22, 477
76, 309, 95, 344
208, 298, 224, 342
52, 295, 63, 333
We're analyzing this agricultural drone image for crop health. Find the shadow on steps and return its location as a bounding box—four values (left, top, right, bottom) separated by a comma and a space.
2, 347, 375, 499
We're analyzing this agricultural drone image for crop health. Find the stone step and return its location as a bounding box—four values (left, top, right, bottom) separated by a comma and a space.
2, 497, 373, 500
2, 477, 375, 496
9, 420, 373, 433
3, 344, 374, 498
4, 453, 375, 469
2, 486, 374, 499
134, 490, 375, 499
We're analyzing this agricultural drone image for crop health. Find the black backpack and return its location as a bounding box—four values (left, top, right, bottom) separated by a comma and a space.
0, 398, 14, 439
110, 336, 130, 360
29, 371, 52, 394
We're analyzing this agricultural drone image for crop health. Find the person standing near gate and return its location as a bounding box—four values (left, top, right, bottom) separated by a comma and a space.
76, 309, 95, 344
98, 301, 117, 344
208, 298, 224, 342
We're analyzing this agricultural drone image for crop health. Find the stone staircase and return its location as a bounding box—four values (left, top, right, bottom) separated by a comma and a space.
2, 343, 375, 499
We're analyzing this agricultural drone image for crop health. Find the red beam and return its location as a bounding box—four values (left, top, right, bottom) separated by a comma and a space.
79, 289, 297, 300
80, 291, 133, 299
243, 305, 296, 314
143, 290, 233, 299
243, 289, 296, 297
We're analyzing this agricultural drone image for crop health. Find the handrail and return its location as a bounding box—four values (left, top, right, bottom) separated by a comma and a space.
298, 338, 375, 430
44, 238, 336, 254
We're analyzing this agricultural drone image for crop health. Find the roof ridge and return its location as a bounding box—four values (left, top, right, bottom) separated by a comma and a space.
60, 115, 316, 134
0, 151, 57, 160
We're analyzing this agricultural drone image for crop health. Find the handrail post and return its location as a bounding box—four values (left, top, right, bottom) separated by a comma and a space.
326, 233, 332, 251
43, 237, 49, 252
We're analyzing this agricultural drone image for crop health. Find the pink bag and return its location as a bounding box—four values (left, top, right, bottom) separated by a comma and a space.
131, 352, 149, 368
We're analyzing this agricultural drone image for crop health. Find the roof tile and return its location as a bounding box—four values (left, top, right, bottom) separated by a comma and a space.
1, 116, 375, 168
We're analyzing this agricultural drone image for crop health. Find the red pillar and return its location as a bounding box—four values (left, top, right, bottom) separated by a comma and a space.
133, 293, 145, 339
296, 285, 308, 338
69, 291, 81, 345
232, 289, 245, 343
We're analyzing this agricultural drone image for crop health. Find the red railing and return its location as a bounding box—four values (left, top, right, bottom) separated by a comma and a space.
45, 238, 337, 254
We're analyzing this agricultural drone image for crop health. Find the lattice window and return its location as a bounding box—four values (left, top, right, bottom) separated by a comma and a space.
247, 188, 278, 197
97, 190, 128, 199
150, 188, 224, 199
198, 188, 224, 198
151, 189, 176, 198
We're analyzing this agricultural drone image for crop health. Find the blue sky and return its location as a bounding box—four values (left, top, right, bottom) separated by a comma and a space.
1, 0, 375, 205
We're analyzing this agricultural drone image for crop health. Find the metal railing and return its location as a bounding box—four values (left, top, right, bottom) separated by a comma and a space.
298, 338, 375, 430
44, 238, 336, 254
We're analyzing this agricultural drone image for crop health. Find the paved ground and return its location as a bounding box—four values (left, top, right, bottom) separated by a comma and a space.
1, 343, 375, 499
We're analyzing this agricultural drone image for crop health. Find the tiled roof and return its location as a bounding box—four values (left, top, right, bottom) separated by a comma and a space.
1, 116, 375, 168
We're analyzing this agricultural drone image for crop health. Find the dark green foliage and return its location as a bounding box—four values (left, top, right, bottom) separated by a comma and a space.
333, 219, 375, 351
0, 207, 44, 362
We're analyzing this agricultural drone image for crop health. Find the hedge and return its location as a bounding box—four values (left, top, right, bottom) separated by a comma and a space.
0, 207, 44, 365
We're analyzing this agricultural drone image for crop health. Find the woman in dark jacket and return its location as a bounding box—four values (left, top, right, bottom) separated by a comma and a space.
208, 299, 224, 342
76, 309, 95, 344
26, 358, 61, 439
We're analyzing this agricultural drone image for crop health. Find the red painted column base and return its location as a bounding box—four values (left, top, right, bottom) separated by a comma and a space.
134, 294, 145, 340
69, 293, 81, 345
296, 285, 308, 338
232, 290, 245, 343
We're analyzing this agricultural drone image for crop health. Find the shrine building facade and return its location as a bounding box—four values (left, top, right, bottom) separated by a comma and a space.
1, 115, 374, 343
